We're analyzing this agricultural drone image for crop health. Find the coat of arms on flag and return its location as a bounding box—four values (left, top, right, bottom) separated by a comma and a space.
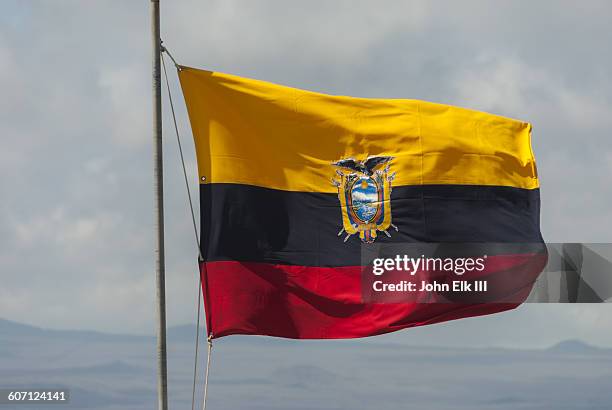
331, 156, 398, 243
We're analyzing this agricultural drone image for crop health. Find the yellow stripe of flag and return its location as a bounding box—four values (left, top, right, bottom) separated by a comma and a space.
179, 66, 538, 193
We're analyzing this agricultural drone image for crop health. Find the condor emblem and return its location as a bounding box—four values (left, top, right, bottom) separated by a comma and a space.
331, 156, 398, 243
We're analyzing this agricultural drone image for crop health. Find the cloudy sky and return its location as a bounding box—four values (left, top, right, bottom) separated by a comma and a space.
1, 0, 611, 347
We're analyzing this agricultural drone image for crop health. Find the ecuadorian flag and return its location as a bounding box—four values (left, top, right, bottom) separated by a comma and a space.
179, 66, 546, 340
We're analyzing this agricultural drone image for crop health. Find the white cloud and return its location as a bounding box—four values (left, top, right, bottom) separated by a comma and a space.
98, 64, 150, 146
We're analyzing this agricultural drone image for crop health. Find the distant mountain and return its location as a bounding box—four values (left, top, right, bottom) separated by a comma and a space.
3, 317, 611, 354
547, 339, 607, 354
166, 323, 199, 341
2, 318, 612, 410
0, 317, 44, 336
7, 360, 150, 377
0, 317, 148, 342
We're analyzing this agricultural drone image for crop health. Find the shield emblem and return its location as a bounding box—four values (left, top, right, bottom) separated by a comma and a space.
332, 156, 397, 243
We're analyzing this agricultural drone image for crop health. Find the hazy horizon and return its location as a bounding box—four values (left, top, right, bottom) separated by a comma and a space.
2, 316, 612, 410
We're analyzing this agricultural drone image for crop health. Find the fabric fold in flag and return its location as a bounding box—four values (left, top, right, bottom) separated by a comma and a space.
179, 66, 546, 340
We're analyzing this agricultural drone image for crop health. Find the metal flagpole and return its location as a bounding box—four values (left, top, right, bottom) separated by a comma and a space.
151, 1, 168, 410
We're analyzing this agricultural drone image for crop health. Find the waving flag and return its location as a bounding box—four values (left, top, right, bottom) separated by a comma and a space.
179, 66, 546, 339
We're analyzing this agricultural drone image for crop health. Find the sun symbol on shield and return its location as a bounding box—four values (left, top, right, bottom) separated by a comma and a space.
331, 156, 398, 243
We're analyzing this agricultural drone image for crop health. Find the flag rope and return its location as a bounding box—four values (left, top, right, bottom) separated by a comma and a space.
161, 46, 211, 410
161, 40, 181, 70
202, 336, 213, 410
191, 276, 203, 410
160, 47, 202, 261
